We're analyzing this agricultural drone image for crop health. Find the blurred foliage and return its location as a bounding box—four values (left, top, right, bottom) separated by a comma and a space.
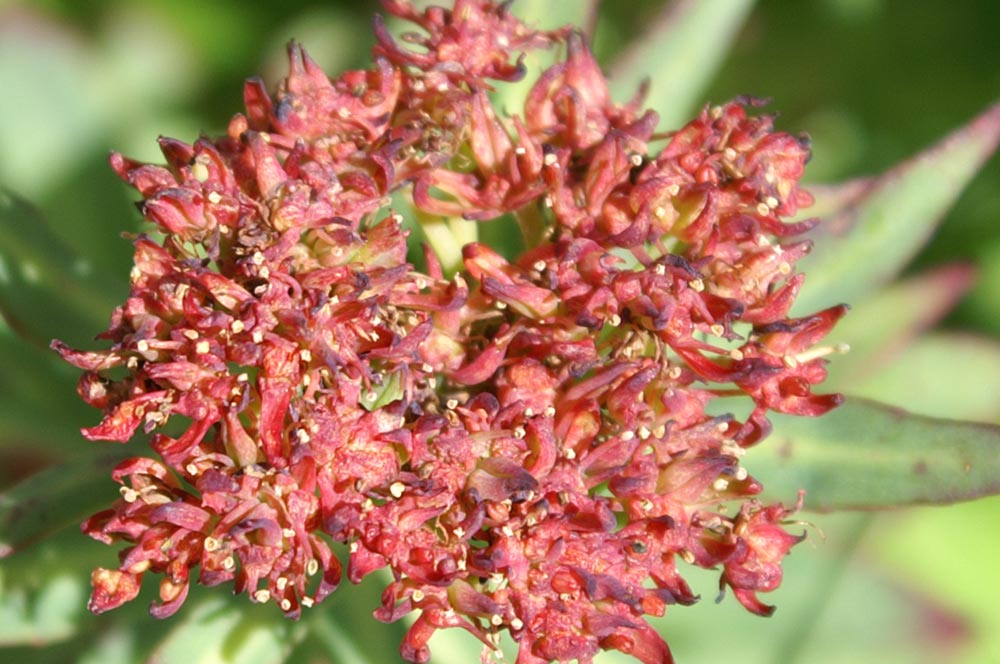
1, 1, 999, 663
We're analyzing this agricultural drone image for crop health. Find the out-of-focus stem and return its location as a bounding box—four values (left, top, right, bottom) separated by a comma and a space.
418, 210, 478, 275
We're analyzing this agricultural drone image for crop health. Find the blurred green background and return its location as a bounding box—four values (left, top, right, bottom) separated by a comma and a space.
1, 1, 999, 662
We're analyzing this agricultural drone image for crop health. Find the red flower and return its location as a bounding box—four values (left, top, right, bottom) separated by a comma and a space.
56, 2, 844, 662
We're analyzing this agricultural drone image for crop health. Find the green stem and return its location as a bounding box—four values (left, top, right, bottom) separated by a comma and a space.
418, 211, 477, 276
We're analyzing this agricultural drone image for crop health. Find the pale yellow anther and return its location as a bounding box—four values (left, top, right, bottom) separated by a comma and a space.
191, 162, 209, 183
689, 278, 705, 292
389, 481, 405, 499
207, 191, 222, 204
253, 589, 271, 603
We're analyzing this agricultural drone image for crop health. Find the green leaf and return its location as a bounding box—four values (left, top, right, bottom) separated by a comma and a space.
0, 189, 121, 348
150, 597, 301, 664
361, 370, 405, 412
755, 398, 1000, 512
0, 568, 86, 646
307, 567, 411, 664
824, 264, 975, 390
0, 446, 130, 557
850, 333, 1000, 423
794, 100, 1000, 313
607, 0, 757, 129
0, 526, 111, 648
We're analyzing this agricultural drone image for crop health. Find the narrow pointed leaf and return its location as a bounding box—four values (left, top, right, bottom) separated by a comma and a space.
0, 189, 121, 348
756, 398, 1000, 512
851, 333, 1000, 423
607, 0, 756, 129
795, 100, 1000, 313
0, 447, 130, 557
824, 264, 975, 389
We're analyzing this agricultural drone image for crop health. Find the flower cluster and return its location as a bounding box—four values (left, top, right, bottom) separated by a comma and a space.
55, 1, 845, 662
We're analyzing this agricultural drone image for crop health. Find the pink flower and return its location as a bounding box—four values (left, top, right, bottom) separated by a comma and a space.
56, 2, 844, 662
